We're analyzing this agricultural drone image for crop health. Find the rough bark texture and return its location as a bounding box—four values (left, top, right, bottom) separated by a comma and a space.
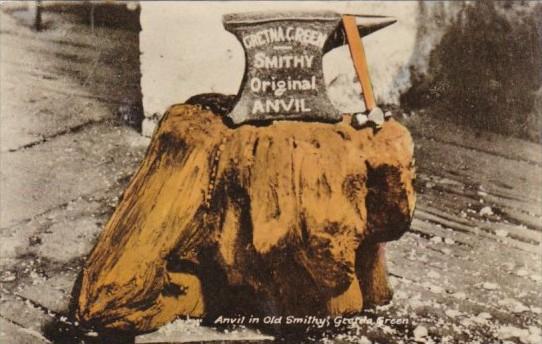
76, 104, 415, 333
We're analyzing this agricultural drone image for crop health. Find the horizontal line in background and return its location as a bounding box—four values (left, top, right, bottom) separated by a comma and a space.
273, 45, 293, 50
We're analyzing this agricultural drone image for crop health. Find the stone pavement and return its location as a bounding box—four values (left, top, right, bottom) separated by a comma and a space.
1, 4, 541, 344
0, 6, 148, 343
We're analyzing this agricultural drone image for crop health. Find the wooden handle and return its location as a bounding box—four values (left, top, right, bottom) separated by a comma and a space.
342, 15, 376, 111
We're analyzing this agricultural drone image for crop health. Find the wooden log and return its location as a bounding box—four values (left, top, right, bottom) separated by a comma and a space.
76, 104, 415, 333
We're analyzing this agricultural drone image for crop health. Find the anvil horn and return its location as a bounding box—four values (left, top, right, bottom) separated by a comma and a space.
324, 15, 397, 53
355, 15, 397, 37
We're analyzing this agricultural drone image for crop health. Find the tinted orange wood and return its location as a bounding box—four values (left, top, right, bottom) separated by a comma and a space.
343, 15, 377, 111
76, 105, 415, 333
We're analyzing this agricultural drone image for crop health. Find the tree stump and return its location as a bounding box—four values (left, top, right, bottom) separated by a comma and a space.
76, 104, 415, 333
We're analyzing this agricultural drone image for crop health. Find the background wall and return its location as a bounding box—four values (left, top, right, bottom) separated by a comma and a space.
139, 1, 463, 135
139, 1, 541, 141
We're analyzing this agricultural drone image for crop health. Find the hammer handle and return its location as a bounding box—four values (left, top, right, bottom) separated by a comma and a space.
342, 15, 376, 111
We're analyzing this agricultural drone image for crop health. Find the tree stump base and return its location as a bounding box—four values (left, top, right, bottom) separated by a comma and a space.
76, 104, 415, 333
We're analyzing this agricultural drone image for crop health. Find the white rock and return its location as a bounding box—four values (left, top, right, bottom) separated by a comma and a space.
498, 326, 521, 340
0, 273, 16, 282
418, 254, 429, 262
502, 262, 515, 271
126, 2, 139, 11
142, 117, 158, 137
422, 282, 444, 294
515, 268, 528, 277
512, 303, 530, 314
394, 290, 407, 299
359, 336, 372, 344
525, 333, 542, 344
477, 312, 492, 319
479, 206, 493, 216
410, 299, 425, 308
441, 248, 452, 255
445, 309, 461, 318
432, 285, 445, 294
482, 282, 498, 290
460, 318, 474, 327
495, 229, 508, 237
430, 236, 442, 244
428, 270, 441, 279
368, 107, 385, 126
382, 325, 396, 335
528, 327, 541, 336
441, 336, 453, 344
352, 113, 369, 128
452, 292, 467, 300
496, 325, 540, 344
413, 325, 428, 340
499, 298, 529, 313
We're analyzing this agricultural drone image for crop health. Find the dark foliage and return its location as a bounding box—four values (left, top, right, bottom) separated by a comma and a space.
402, 1, 541, 141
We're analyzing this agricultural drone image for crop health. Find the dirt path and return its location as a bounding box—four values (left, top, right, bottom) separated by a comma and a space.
0, 5, 540, 344
0, 6, 148, 343
377, 114, 542, 343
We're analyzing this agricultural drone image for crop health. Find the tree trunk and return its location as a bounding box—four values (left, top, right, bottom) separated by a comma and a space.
76, 104, 415, 333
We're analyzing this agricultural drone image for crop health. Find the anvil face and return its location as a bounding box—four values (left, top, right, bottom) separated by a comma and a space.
223, 11, 395, 125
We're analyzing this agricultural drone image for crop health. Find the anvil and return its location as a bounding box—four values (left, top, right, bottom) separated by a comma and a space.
223, 10, 396, 124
